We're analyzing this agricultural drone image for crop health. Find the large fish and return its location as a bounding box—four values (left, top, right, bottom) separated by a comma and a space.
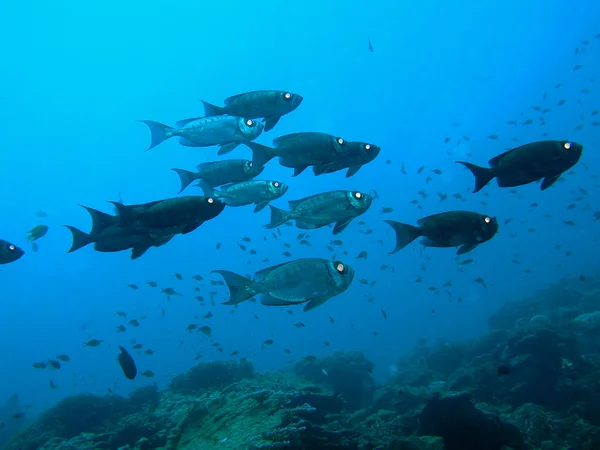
199, 90, 303, 132
117, 345, 137, 380
65, 206, 179, 259
457, 140, 583, 193
213, 258, 354, 312
197, 179, 288, 212
109, 196, 225, 233
244, 132, 380, 177
138, 115, 264, 154
171, 159, 263, 193
385, 210, 498, 255
0, 239, 24, 264
266, 190, 373, 234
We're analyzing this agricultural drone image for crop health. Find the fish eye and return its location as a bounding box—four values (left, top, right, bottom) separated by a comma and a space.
337, 138, 344, 145
284, 92, 292, 99
353, 191, 362, 199
8, 244, 15, 251
248, 162, 253, 168
207, 197, 214, 204
364, 144, 371, 150
335, 262, 345, 273
246, 119, 254, 126
272, 181, 280, 188
484, 216, 491, 223
564, 142, 572, 150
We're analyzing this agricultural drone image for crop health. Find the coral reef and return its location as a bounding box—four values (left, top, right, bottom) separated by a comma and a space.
5, 276, 600, 450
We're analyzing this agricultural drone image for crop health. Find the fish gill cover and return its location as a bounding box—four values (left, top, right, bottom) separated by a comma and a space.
0, 0, 600, 449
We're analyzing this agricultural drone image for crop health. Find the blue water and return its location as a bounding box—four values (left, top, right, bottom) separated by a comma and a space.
1, 0, 599, 432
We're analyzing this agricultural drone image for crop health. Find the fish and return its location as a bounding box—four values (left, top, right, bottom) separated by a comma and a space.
0, 239, 24, 265
457, 140, 583, 192
368, 37, 374, 52
196, 180, 288, 212
243, 132, 380, 177
266, 190, 373, 234
64, 206, 180, 260
26, 225, 48, 241
212, 258, 354, 312
385, 210, 499, 255
109, 196, 225, 234
138, 115, 264, 154
117, 345, 137, 380
171, 159, 264, 193
199, 90, 303, 132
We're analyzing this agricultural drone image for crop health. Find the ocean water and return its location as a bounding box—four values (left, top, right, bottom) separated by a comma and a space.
1, 0, 600, 446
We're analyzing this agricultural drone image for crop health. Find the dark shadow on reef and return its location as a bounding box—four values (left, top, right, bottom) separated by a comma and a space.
4, 274, 600, 449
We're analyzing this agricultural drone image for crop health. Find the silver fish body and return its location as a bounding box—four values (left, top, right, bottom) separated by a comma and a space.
139, 115, 264, 154
197, 179, 288, 212
266, 190, 373, 234
213, 258, 354, 311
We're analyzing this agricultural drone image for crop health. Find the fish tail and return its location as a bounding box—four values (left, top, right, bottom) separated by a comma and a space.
243, 142, 276, 168
265, 204, 291, 229
64, 225, 93, 253
211, 270, 258, 305
195, 179, 219, 198
137, 120, 174, 151
171, 168, 197, 193
199, 99, 226, 117
456, 161, 494, 193
384, 220, 422, 254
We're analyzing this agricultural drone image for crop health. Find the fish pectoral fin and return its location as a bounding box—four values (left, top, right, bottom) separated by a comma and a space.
178, 137, 205, 147
333, 218, 354, 235
541, 174, 560, 190
457, 244, 477, 255
261, 295, 296, 307
253, 200, 270, 213
218, 142, 239, 155
345, 165, 362, 177
303, 296, 331, 312
131, 246, 150, 260
263, 115, 281, 132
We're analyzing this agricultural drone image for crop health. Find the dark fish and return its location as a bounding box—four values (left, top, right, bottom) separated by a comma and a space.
171, 159, 263, 193
64, 206, 179, 260
0, 239, 24, 264
196, 179, 288, 212
243, 132, 380, 177
368, 37, 374, 52
118, 346, 137, 380
138, 115, 263, 154
495, 365, 511, 375
213, 258, 354, 312
26, 225, 48, 241
457, 140, 583, 192
110, 196, 225, 233
266, 190, 373, 234
385, 211, 498, 254
199, 90, 303, 132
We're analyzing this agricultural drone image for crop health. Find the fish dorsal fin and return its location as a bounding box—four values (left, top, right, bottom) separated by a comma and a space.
272, 133, 317, 148
219, 182, 236, 191
416, 212, 447, 227
287, 193, 319, 210
488, 147, 523, 167
176, 117, 202, 128
254, 261, 290, 282
224, 93, 252, 105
